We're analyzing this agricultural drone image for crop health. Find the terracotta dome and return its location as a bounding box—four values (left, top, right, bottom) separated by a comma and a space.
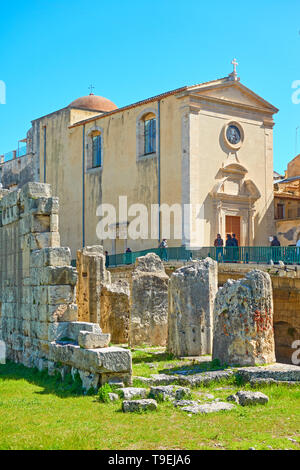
68, 94, 117, 112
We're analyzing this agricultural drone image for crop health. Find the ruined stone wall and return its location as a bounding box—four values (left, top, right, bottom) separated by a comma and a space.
0, 152, 40, 190
213, 270, 276, 366
0, 183, 132, 389
0, 182, 75, 367
168, 258, 218, 356
218, 263, 300, 364
76, 246, 111, 324
76, 247, 130, 344
100, 280, 130, 344
130, 253, 169, 347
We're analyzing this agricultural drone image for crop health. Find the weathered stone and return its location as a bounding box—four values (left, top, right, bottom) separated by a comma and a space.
181, 401, 235, 414
100, 280, 130, 344
0, 184, 132, 391
236, 363, 300, 383
116, 387, 148, 399
168, 258, 218, 356
227, 391, 269, 406
130, 253, 169, 347
149, 385, 191, 401
76, 246, 111, 324
175, 370, 234, 387
78, 370, 100, 392
122, 399, 157, 412
213, 270, 276, 366
108, 393, 119, 401
173, 400, 199, 407
78, 331, 111, 349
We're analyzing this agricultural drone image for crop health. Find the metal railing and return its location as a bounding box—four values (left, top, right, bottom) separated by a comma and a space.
105, 246, 300, 267
1, 145, 27, 163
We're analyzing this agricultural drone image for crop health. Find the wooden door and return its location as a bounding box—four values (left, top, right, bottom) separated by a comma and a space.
225, 215, 240, 244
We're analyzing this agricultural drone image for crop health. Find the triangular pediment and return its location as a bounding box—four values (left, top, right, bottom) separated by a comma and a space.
187, 79, 278, 114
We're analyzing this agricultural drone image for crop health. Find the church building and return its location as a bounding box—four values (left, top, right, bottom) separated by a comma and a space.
0, 62, 278, 257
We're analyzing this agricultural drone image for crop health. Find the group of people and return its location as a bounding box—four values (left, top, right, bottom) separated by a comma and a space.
214, 233, 239, 248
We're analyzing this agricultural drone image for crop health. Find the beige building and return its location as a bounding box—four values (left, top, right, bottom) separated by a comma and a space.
274, 154, 300, 245
0, 64, 278, 257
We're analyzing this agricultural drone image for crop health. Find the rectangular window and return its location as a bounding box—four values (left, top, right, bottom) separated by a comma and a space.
92, 135, 101, 167
144, 118, 156, 155
276, 203, 284, 219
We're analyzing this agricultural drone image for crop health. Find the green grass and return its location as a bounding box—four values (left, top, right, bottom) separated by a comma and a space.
0, 353, 300, 450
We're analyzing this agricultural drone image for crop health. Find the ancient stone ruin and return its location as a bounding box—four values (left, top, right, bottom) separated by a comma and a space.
76, 246, 111, 324
76, 246, 130, 344
130, 253, 169, 347
0, 183, 132, 391
212, 269, 276, 366
168, 258, 218, 356
100, 280, 130, 344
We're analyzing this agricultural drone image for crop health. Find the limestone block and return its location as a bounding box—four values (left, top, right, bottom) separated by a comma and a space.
227, 391, 269, 406
168, 258, 218, 356
122, 399, 157, 412
76, 245, 110, 324
40, 266, 77, 286
47, 285, 75, 305
48, 322, 69, 342
30, 232, 60, 250
67, 321, 102, 341
130, 253, 169, 347
49, 344, 132, 376
20, 182, 52, 201
78, 331, 111, 349
78, 370, 100, 391
100, 280, 130, 344
116, 387, 148, 399
30, 247, 71, 268
49, 303, 78, 322
181, 402, 235, 414
149, 385, 191, 401
212, 270, 276, 366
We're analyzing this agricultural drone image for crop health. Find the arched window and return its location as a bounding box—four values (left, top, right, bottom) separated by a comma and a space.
144, 115, 156, 155
86, 126, 103, 171
92, 133, 102, 168
136, 109, 157, 159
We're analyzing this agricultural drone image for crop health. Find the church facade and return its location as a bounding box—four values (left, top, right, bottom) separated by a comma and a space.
0, 65, 278, 257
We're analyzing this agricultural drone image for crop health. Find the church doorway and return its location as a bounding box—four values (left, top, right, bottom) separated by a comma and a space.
225, 215, 240, 245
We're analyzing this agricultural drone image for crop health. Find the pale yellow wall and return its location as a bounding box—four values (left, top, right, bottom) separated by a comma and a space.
34, 82, 277, 257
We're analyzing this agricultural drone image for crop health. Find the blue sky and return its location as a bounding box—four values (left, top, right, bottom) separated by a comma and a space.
0, 0, 299, 173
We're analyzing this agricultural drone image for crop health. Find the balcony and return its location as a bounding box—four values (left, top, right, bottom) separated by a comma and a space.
0, 143, 27, 164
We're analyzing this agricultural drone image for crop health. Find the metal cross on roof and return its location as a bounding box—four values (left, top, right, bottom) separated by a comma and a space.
231, 58, 238, 74
88, 84, 95, 95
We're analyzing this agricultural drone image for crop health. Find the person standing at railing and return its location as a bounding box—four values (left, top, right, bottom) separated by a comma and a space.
105, 250, 109, 268
159, 239, 168, 262
225, 234, 235, 262
232, 233, 239, 263
270, 235, 280, 265
270, 236, 280, 246
214, 234, 224, 262
125, 247, 133, 265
